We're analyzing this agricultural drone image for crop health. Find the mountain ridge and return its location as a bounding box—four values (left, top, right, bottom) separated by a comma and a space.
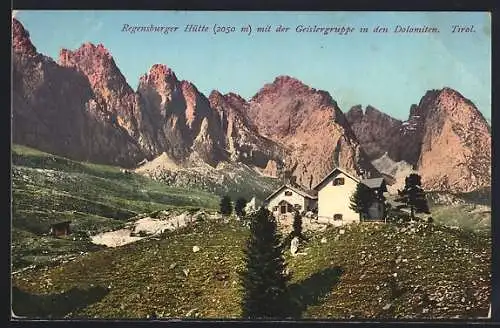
12, 17, 491, 194
346, 88, 491, 193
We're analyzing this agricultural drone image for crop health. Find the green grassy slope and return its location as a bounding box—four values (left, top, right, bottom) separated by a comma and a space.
430, 205, 491, 232
426, 188, 491, 232
11, 144, 219, 269
12, 219, 491, 320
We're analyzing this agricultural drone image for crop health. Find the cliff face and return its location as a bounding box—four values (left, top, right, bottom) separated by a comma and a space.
345, 105, 403, 160
11, 18, 284, 172
12, 18, 144, 167
346, 89, 491, 193
246, 76, 379, 189
58, 43, 143, 143
208, 91, 287, 177
414, 88, 491, 192
136, 65, 228, 166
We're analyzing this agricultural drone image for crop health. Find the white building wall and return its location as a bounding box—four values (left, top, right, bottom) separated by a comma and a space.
316, 172, 360, 225
267, 188, 307, 214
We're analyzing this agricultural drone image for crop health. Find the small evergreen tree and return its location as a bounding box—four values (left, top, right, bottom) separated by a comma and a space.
240, 207, 290, 318
292, 210, 303, 239
219, 195, 232, 216
234, 197, 247, 217
349, 183, 374, 221
396, 173, 430, 220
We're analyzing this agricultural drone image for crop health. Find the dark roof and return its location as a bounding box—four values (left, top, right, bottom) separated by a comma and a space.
312, 167, 360, 190
361, 177, 386, 189
386, 196, 406, 208
380, 173, 396, 185
50, 221, 71, 227
265, 184, 318, 201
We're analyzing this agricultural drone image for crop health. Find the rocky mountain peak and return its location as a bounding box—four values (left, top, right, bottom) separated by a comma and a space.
251, 75, 336, 108
12, 18, 37, 56
225, 92, 247, 104
435, 87, 484, 119
246, 77, 379, 188
140, 64, 178, 85
208, 90, 255, 130
208, 89, 223, 100
345, 105, 364, 122
347, 87, 491, 193
138, 64, 180, 102
58, 43, 132, 94
251, 75, 309, 103
180, 80, 197, 95
208, 90, 230, 113
346, 105, 403, 162
273, 75, 308, 88
415, 87, 491, 192
365, 105, 394, 120
179, 80, 206, 128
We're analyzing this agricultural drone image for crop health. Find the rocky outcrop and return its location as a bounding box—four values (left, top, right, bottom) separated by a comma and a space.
414, 88, 491, 192
208, 90, 287, 175
137, 66, 227, 166
346, 89, 491, 193
12, 18, 490, 194
12, 17, 37, 56
58, 43, 144, 144
12, 18, 144, 167
346, 105, 403, 160
246, 76, 379, 189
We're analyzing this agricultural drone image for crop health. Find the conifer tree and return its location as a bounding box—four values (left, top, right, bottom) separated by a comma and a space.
292, 210, 303, 240
349, 183, 374, 221
240, 207, 290, 318
234, 197, 247, 217
219, 195, 232, 216
396, 173, 430, 220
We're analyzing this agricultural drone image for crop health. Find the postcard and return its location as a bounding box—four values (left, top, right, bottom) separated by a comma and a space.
11, 10, 491, 320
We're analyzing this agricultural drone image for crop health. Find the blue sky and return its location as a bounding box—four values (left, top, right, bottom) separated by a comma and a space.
13, 11, 491, 121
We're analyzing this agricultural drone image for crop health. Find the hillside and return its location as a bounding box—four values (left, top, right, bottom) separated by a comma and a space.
11, 144, 219, 270
426, 188, 491, 232
135, 152, 281, 202
12, 218, 490, 319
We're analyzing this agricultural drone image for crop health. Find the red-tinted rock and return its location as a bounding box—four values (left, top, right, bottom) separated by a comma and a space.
246, 75, 378, 189
12, 20, 144, 166
346, 89, 491, 193
12, 18, 37, 56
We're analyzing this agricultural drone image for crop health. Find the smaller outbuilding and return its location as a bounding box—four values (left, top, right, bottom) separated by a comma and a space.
264, 184, 318, 217
49, 221, 71, 237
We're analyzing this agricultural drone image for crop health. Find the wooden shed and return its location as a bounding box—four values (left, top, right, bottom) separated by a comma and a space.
49, 221, 71, 237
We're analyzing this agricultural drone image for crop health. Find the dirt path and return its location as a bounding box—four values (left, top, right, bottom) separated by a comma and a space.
90, 213, 196, 248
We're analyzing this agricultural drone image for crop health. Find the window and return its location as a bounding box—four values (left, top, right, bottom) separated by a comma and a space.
333, 214, 343, 221
294, 204, 302, 210
332, 178, 345, 186
284, 191, 293, 196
